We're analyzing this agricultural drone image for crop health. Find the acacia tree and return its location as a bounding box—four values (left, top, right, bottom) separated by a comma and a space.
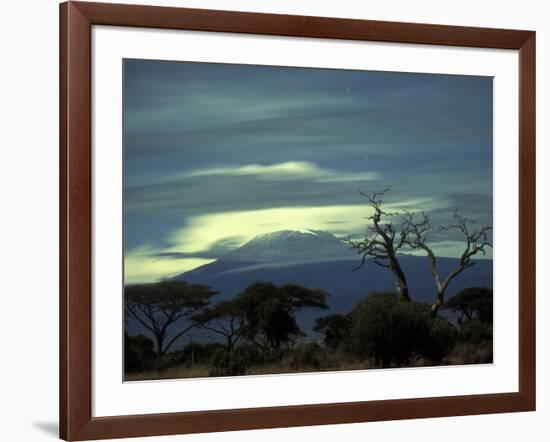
193, 300, 246, 352
237, 282, 329, 351
443, 287, 493, 324
313, 314, 351, 349
348, 188, 427, 302
125, 280, 217, 356
402, 209, 492, 316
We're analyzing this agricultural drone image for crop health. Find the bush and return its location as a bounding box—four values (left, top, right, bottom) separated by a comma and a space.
451, 342, 493, 364
261, 346, 288, 365
450, 318, 493, 364
178, 342, 225, 365
141, 342, 222, 372
458, 320, 492, 345
289, 343, 328, 370
232, 343, 265, 366
208, 348, 250, 377
348, 292, 424, 365
313, 314, 351, 349
124, 333, 156, 373
348, 292, 457, 366
420, 317, 457, 362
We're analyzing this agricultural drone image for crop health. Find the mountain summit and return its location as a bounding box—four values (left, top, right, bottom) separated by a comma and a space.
172, 229, 493, 333
221, 229, 355, 265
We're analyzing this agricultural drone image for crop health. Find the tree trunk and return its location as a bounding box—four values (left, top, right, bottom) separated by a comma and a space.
399, 284, 411, 302
227, 336, 233, 353
390, 257, 411, 302
430, 292, 445, 318
155, 334, 165, 357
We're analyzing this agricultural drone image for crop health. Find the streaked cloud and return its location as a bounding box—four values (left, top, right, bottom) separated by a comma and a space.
125, 245, 214, 284
182, 161, 380, 183
124, 196, 454, 282
166, 198, 448, 254
123, 59, 493, 282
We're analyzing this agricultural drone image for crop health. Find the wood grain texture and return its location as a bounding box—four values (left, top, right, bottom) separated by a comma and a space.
59, 1, 536, 440
59, 4, 68, 438
59, 2, 92, 440
75, 1, 532, 49
518, 34, 536, 409
75, 392, 531, 441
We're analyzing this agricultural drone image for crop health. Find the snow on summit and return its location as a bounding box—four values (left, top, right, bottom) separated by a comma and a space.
221, 229, 355, 264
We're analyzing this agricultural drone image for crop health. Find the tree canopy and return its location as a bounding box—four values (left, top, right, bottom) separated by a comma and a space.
193, 299, 247, 352
313, 314, 350, 349
236, 282, 329, 350
443, 287, 493, 324
125, 280, 217, 355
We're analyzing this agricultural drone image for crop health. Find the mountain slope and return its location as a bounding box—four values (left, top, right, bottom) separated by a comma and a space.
174, 230, 493, 334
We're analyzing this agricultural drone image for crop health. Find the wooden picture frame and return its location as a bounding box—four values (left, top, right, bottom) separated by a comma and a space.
59, 1, 536, 440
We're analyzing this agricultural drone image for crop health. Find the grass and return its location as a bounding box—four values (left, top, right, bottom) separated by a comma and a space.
125, 364, 210, 381
125, 362, 375, 381
124, 349, 492, 382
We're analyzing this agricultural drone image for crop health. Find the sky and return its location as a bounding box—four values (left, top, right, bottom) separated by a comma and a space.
123, 59, 493, 283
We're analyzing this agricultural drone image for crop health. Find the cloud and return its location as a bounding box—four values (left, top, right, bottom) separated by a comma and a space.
122, 60, 493, 283
125, 237, 247, 283
124, 245, 214, 284
125, 205, 371, 282
181, 161, 380, 183
124, 195, 466, 283
125, 69, 359, 137
166, 205, 363, 255
150, 236, 245, 260
407, 240, 493, 260
166, 197, 446, 255
124, 160, 385, 218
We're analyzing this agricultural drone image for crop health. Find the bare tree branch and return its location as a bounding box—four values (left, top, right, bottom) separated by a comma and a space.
403, 208, 492, 316
346, 188, 412, 301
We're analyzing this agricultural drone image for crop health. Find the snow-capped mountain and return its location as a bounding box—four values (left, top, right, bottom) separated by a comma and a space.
152, 229, 493, 339
219, 229, 356, 265
174, 229, 492, 314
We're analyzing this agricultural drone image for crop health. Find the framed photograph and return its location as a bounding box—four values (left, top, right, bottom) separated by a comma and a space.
60, 1, 536, 440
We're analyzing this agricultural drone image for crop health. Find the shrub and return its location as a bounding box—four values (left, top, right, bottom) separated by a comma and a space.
313, 314, 351, 349
452, 342, 493, 364
262, 346, 288, 365
124, 333, 156, 373
458, 320, 493, 345
349, 292, 424, 365
178, 342, 225, 365
232, 343, 264, 366
348, 292, 457, 366
420, 316, 457, 362
208, 348, 247, 377
447, 319, 493, 365
289, 343, 328, 370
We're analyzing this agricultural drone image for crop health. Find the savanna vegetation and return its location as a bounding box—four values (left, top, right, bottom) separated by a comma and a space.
124, 189, 493, 380
125, 285, 493, 380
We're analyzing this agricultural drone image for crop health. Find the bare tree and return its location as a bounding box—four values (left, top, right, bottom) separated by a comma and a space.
347, 189, 413, 301
402, 209, 492, 316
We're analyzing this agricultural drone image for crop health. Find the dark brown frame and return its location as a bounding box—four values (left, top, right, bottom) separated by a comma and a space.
60, 1, 536, 440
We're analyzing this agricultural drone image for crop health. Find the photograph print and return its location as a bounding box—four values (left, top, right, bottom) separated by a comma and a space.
123, 59, 493, 381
